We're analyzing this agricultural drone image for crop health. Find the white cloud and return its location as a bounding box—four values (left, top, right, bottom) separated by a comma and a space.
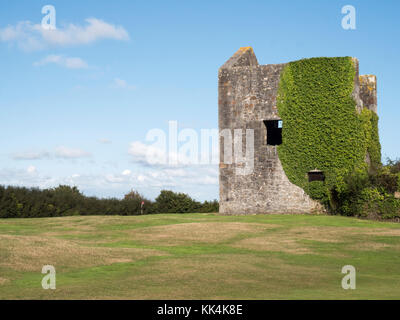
105, 174, 125, 183
11, 147, 91, 161
127, 141, 219, 190
27, 165, 36, 174
0, 167, 49, 187
33, 54, 88, 69
0, 21, 43, 51
0, 18, 130, 51
128, 140, 215, 168
129, 141, 167, 166
55, 146, 91, 159
11, 150, 50, 160
103, 166, 218, 188
112, 78, 135, 90
98, 138, 112, 144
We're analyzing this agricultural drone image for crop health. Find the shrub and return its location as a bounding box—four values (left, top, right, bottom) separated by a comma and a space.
154, 190, 201, 213
198, 200, 219, 213
307, 181, 329, 206
330, 166, 400, 218
378, 196, 400, 219
369, 167, 399, 194
121, 190, 153, 215
386, 158, 400, 174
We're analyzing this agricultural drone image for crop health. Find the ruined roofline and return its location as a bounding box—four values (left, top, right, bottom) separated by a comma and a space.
220, 47, 259, 69
220, 48, 377, 81
220, 49, 377, 114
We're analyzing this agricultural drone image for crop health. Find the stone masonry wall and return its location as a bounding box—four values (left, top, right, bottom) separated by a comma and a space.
351, 58, 378, 115
218, 47, 321, 214
359, 75, 377, 114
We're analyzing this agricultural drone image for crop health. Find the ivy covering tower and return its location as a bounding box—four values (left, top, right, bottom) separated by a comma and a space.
218, 47, 380, 214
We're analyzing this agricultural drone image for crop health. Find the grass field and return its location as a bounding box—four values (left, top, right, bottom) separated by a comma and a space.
1, 213, 400, 299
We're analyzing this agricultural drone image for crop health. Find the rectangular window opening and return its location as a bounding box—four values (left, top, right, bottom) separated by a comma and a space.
264, 120, 282, 145
308, 170, 325, 182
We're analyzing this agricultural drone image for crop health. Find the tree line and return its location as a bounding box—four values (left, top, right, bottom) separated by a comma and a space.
0, 186, 219, 218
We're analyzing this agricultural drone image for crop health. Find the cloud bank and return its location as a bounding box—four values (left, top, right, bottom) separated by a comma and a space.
33, 54, 88, 69
0, 18, 130, 51
12, 147, 91, 160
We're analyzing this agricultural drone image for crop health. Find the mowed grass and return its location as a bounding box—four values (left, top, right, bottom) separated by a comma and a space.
1, 213, 400, 299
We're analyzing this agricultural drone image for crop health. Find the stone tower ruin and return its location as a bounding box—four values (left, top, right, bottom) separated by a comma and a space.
218, 47, 378, 215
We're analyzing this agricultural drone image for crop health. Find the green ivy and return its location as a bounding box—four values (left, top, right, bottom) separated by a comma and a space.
276, 57, 381, 200
307, 181, 329, 205
368, 111, 381, 169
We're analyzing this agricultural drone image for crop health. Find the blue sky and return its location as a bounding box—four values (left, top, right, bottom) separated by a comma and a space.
0, 0, 399, 201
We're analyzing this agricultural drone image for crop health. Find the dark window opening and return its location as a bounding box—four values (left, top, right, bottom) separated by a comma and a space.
264, 120, 282, 145
308, 170, 325, 182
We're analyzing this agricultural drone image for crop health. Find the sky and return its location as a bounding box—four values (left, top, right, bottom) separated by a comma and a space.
0, 0, 399, 201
